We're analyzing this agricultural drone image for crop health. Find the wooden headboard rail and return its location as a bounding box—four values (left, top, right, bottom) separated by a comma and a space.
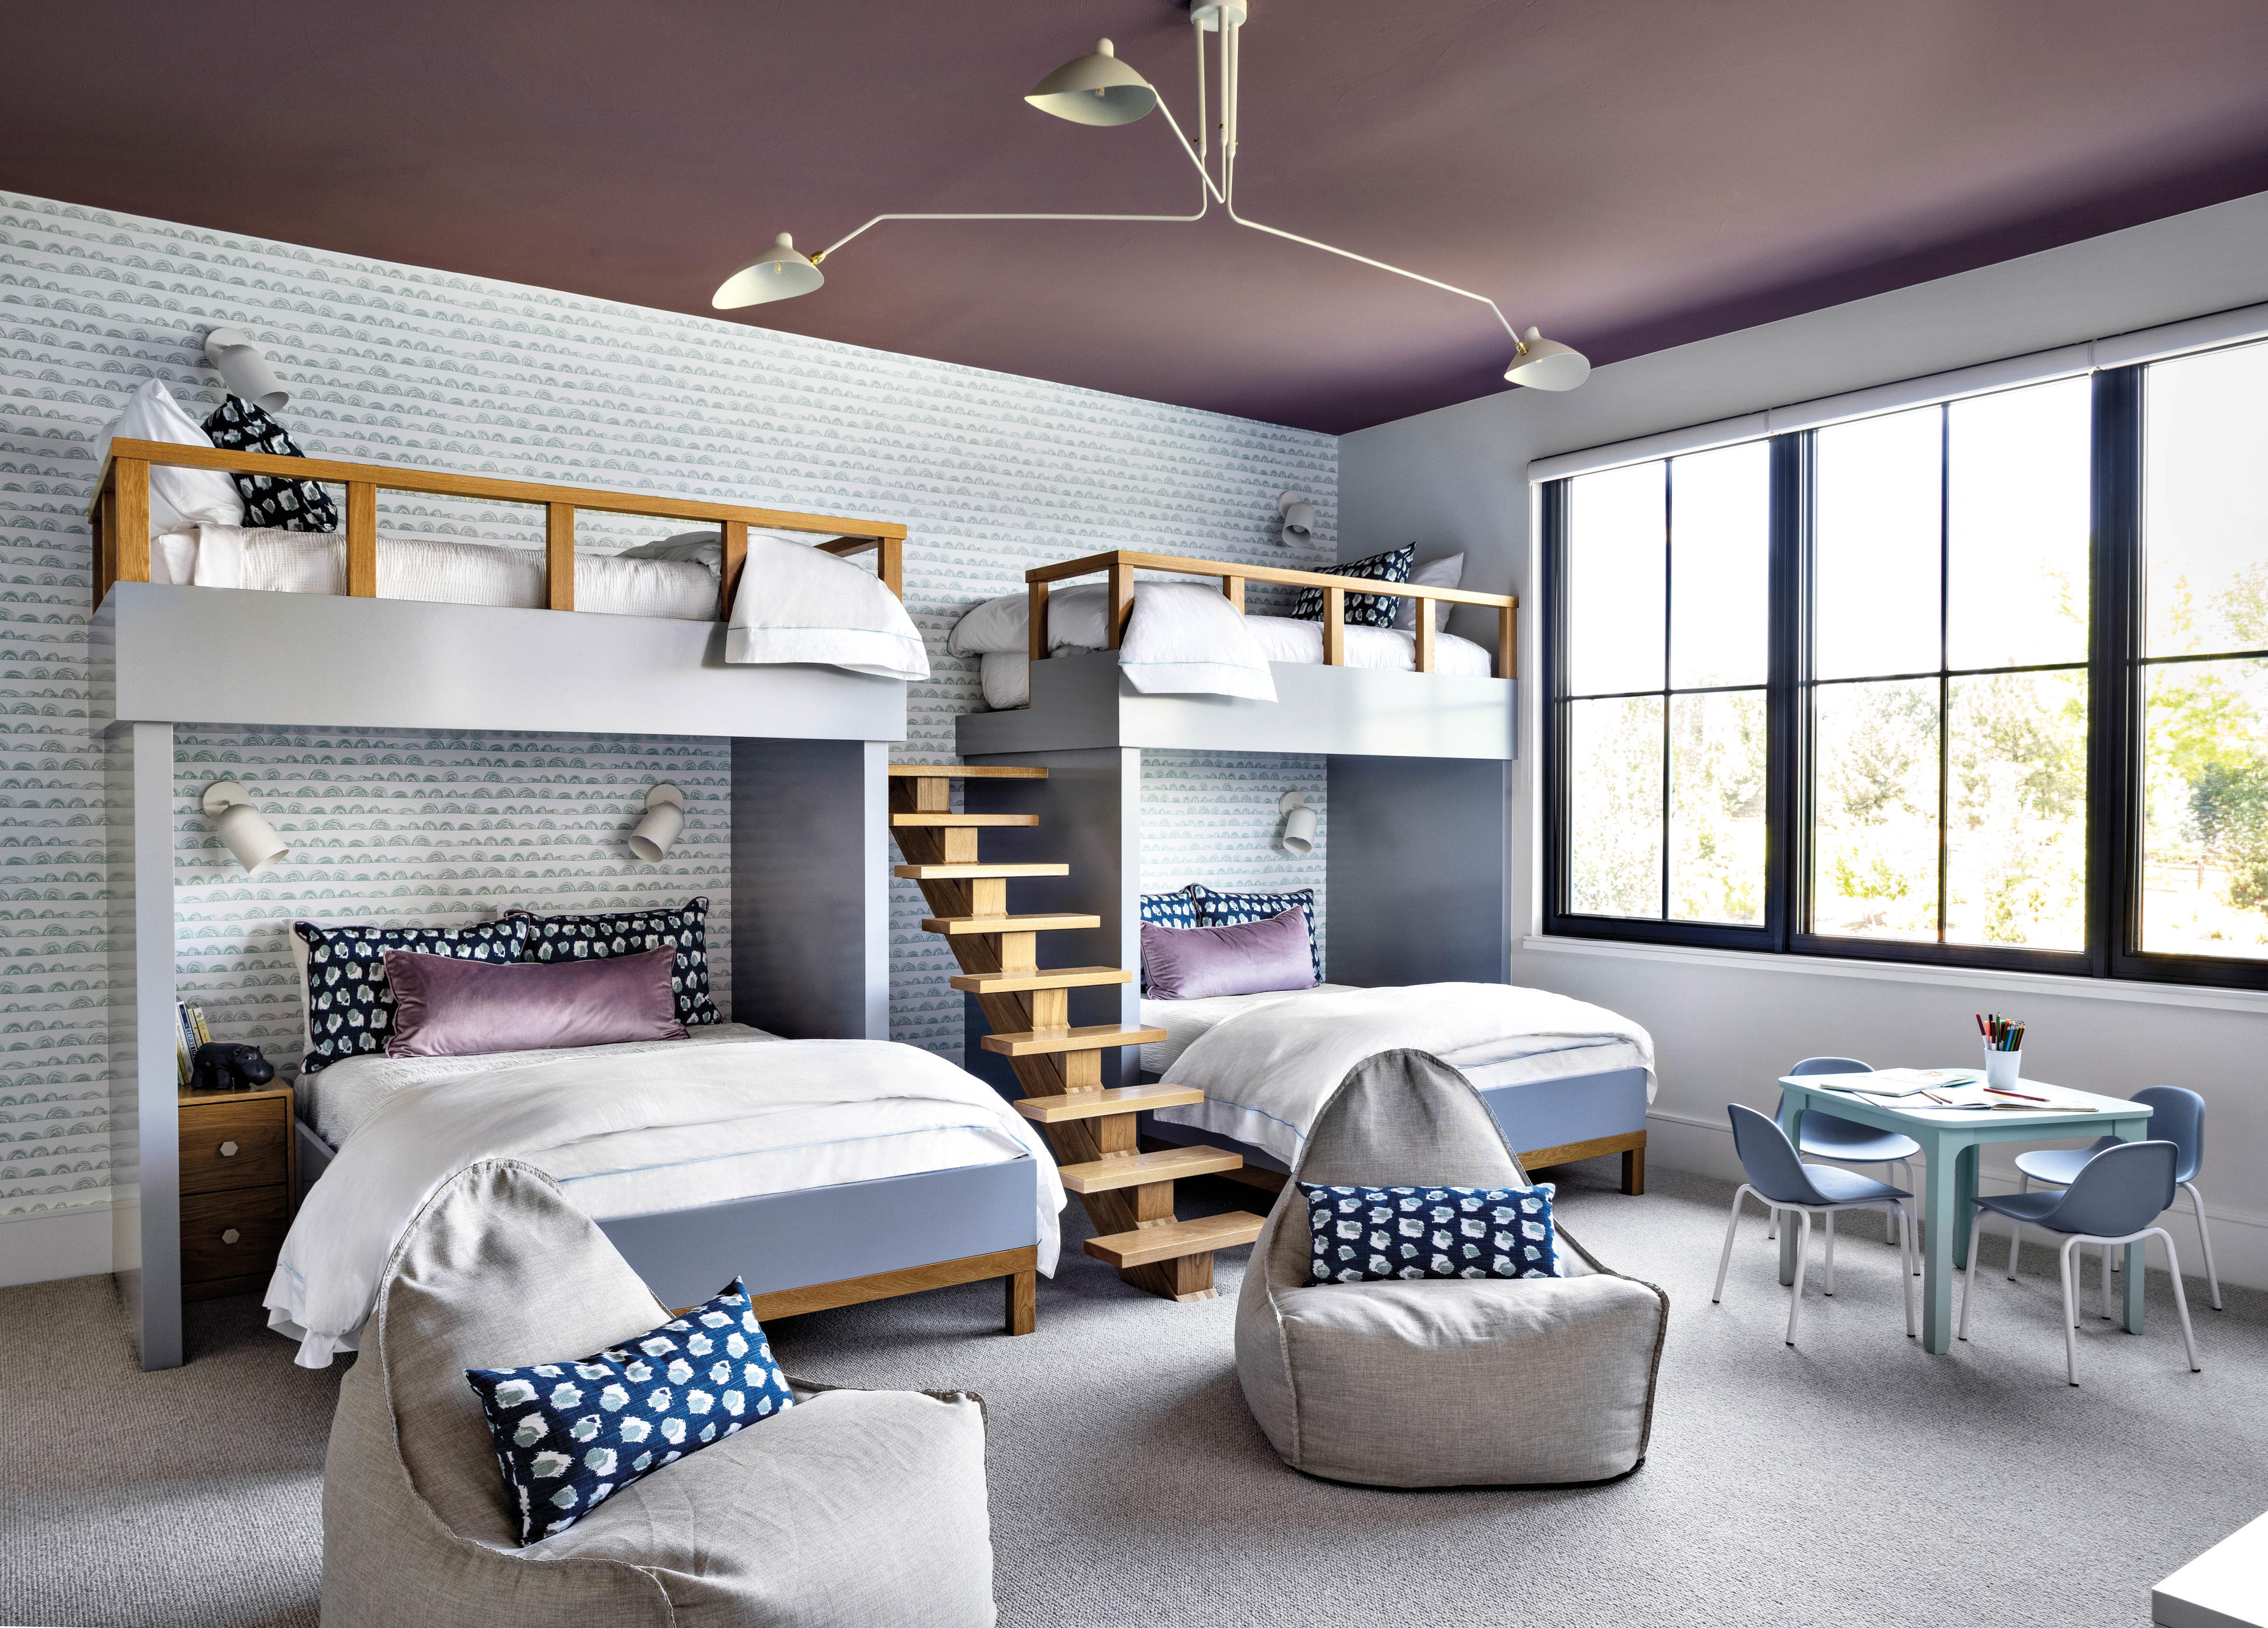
85, 438, 908, 618
1025, 549, 1516, 678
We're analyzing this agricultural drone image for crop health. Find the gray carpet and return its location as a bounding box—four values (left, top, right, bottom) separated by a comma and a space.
5, 1160, 2260, 1628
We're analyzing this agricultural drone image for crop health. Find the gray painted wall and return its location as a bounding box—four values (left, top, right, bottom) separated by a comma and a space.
1339, 188, 2268, 1291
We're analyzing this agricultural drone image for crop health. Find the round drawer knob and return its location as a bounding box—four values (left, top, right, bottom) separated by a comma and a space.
218, 1141, 239, 1157
221, 1228, 242, 1245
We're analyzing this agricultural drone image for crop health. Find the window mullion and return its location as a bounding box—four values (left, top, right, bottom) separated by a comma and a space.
2090, 366, 2143, 980
1765, 432, 1807, 953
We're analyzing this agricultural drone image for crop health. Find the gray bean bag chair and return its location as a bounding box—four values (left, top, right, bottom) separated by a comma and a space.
1236, 1049, 1669, 1487
322, 1159, 996, 1627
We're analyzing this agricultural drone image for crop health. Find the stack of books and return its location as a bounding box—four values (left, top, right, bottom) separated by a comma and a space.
174, 1001, 212, 1087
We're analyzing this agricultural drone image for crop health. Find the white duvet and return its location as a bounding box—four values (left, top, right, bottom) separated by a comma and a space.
268, 1036, 1064, 1368
1155, 983, 1656, 1168
974, 618, 1492, 709
154, 524, 720, 619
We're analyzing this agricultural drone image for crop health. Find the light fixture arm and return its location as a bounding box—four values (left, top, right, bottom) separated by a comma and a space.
812, 100, 1220, 269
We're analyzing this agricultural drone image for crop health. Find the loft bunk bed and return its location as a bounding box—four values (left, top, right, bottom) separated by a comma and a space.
951, 549, 1651, 1202
89, 445, 1049, 1371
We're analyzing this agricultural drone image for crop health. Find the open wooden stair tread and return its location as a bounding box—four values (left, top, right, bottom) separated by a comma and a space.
923, 912, 1100, 935
1085, 1211, 1267, 1268
891, 813, 1039, 828
1058, 1145, 1245, 1194
982, 1023, 1167, 1057
1014, 1084, 1204, 1123
888, 764, 1048, 779
951, 966, 1132, 994
894, 862, 1069, 879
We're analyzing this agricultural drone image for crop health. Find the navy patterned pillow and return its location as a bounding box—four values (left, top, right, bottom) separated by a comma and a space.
1192, 885, 1321, 983
1300, 1182, 1559, 1284
1291, 544, 1414, 629
510, 898, 718, 1029
293, 918, 528, 1074
201, 396, 341, 532
465, 1278, 794, 1545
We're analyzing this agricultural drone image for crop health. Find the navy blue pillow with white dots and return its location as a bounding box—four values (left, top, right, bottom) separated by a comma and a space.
465, 1277, 795, 1545
294, 918, 529, 1074
511, 897, 719, 1029
1193, 885, 1322, 984
1139, 886, 1204, 991
1291, 544, 1414, 629
1299, 1182, 1560, 1284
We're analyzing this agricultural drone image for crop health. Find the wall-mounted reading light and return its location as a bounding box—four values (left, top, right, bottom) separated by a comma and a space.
628, 783, 686, 863
201, 781, 289, 875
202, 327, 290, 412
1278, 789, 1317, 857
1278, 492, 1317, 549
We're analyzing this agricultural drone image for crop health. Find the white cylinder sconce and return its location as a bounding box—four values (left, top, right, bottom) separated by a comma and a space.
203, 326, 290, 412
200, 781, 289, 875
628, 783, 686, 863
1278, 491, 1317, 549
1279, 789, 1318, 856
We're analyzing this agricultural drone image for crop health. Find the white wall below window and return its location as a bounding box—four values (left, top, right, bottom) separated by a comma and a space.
1340, 188, 2268, 1291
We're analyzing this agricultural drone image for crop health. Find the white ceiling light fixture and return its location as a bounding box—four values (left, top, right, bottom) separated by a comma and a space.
712, 1, 1586, 391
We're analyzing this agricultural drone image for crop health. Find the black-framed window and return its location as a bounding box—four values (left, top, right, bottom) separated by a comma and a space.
1543, 339, 2268, 990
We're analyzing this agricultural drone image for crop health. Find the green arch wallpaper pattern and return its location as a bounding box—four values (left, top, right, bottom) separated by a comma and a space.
0, 190, 1335, 1219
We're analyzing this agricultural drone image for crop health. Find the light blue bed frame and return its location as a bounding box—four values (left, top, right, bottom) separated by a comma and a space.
297, 1125, 1040, 1328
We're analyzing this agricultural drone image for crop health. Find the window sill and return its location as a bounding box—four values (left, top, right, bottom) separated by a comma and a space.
1519, 935, 2268, 1016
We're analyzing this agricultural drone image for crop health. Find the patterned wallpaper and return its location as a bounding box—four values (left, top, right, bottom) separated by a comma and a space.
1141, 750, 1328, 967
0, 189, 1335, 1222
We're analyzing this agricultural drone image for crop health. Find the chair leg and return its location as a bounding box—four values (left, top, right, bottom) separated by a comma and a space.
2100, 1242, 2115, 1322
2185, 1183, 2223, 1310
2060, 1241, 2081, 1386
1958, 1210, 1987, 1342
1766, 1206, 1777, 1242
1884, 1170, 1898, 1245
2155, 1229, 2201, 1373
1787, 1211, 1811, 1346
1824, 1209, 1837, 1296
1712, 1185, 1749, 1306
1897, 1202, 1916, 1340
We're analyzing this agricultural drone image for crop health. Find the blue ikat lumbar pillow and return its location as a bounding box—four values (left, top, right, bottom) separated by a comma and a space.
465, 1278, 794, 1544
1299, 1182, 1559, 1284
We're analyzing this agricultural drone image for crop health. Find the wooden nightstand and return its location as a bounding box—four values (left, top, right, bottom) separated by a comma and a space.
178, 1084, 299, 1301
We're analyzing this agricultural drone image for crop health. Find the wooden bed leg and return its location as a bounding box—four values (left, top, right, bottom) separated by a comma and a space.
1622, 1138, 1646, 1196
1005, 1267, 1037, 1335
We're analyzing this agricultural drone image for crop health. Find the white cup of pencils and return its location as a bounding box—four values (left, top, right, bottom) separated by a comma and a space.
1980, 1013, 2024, 1089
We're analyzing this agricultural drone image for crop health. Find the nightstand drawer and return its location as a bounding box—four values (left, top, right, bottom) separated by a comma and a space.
181, 1185, 289, 1290
180, 1097, 289, 1195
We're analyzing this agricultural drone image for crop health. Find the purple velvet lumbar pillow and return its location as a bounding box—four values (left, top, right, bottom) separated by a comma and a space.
383, 945, 689, 1058
1141, 907, 1317, 1001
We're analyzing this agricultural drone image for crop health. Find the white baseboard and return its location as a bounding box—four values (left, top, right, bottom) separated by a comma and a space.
0, 1203, 118, 1288
1645, 1107, 2266, 1293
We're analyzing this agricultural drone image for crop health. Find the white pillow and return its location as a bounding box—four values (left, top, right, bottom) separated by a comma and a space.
615, 530, 723, 570
90, 379, 245, 538
948, 583, 1110, 655
725, 535, 931, 680
1393, 552, 1465, 632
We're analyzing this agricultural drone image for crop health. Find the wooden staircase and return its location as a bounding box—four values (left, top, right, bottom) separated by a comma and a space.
889, 764, 1266, 1302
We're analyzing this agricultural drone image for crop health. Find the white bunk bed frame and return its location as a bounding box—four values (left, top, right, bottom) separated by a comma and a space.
956, 550, 1648, 1198
90, 443, 1041, 1371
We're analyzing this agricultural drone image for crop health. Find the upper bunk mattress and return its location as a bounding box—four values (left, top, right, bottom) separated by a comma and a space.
153, 523, 719, 620
979, 616, 1491, 709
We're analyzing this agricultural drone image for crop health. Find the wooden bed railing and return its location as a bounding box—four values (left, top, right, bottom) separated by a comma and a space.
1025, 550, 1517, 678
85, 438, 907, 618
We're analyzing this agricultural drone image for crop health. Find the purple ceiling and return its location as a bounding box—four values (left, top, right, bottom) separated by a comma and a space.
8, 1, 2268, 433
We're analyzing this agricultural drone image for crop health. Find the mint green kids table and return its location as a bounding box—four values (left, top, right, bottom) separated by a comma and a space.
1774, 1075, 2155, 1354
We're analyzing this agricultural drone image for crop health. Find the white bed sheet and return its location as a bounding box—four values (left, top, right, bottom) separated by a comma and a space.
154, 523, 719, 619
978, 618, 1491, 709
273, 1033, 1065, 1365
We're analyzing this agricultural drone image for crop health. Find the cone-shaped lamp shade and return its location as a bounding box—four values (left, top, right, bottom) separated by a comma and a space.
1025, 38, 1157, 126
201, 781, 289, 875
1504, 326, 1591, 391
713, 233, 825, 309
628, 782, 686, 863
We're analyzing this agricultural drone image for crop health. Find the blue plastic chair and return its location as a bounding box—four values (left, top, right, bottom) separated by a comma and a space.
2009, 1085, 2221, 1310
1713, 1104, 1915, 1346
1960, 1140, 2201, 1386
1767, 1057, 1921, 1257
